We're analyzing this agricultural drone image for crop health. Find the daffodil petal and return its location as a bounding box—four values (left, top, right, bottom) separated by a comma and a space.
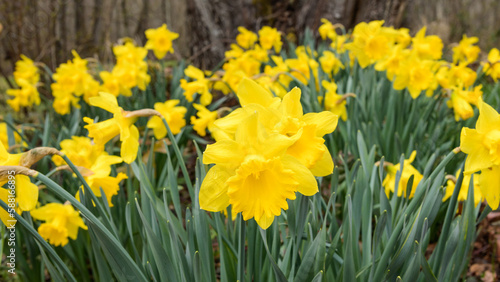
461, 127, 492, 173
203, 140, 244, 165
89, 92, 120, 114
121, 125, 139, 164
199, 165, 232, 212
237, 78, 275, 107
309, 147, 334, 177
477, 99, 500, 133
0, 189, 15, 226
16, 175, 38, 211
280, 88, 303, 118
256, 214, 275, 229
302, 111, 339, 136
479, 165, 500, 210
282, 155, 318, 196
147, 116, 167, 139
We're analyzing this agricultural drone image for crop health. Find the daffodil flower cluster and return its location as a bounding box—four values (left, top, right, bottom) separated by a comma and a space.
319, 19, 495, 122
100, 42, 150, 97
52, 136, 127, 207
199, 79, 338, 229
0, 142, 87, 247
214, 26, 302, 98
6, 55, 40, 112
51, 51, 100, 115
17, 24, 178, 115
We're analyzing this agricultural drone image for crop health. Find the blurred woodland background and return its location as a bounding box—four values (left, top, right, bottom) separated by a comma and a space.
0, 0, 500, 78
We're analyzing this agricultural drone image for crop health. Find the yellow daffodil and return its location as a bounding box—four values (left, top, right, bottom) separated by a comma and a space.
225, 44, 245, 59
320, 80, 348, 121
258, 26, 282, 53
246, 44, 269, 63
385, 27, 412, 48
6, 81, 40, 112
393, 56, 438, 98
200, 113, 307, 229
374, 45, 410, 81
285, 48, 319, 87
446, 85, 482, 121
180, 66, 213, 105
345, 20, 393, 68
145, 24, 179, 59
276, 88, 338, 176
30, 203, 87, 247
6, 55, 40, 112
199, 79, 337, 229
190, 104, 217, 137
51, 136, 104, 168
111, 42, 151, 96
452, 35, 480, 64
318, 18, 337, 40
443, 171, 482, 207
75, 155, 127, 207
13, 55, 39, 85
147, 100, 187, 139
436, 63, 477, 89
51, 51, 100, 114
411, 26, 443, 60
99, 71, 121, 97
236, 27, 258, 49
84, 92, 140, 164
483, 48, 500, 81
331, 35, 348, 54
51, 136, 126, 206
382, 151, 423, 198
319, 51, 344, 76
460, 99, 500, 209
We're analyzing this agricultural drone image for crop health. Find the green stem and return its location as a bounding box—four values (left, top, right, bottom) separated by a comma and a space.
160, 117, 195, 201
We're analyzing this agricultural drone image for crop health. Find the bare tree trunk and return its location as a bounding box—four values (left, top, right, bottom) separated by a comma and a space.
121, 0, 129, 35
29, 0, 41, 58
14, 0, 24, 62
135, 0, 149, 43
49, 0, 58, 68
58, 0, 67, 62
161, 0, 167, 24
92, 0, 102, 46
75, 0, 86, 47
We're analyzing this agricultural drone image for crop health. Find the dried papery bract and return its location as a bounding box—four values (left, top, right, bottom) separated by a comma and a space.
19, 147, 62, 168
